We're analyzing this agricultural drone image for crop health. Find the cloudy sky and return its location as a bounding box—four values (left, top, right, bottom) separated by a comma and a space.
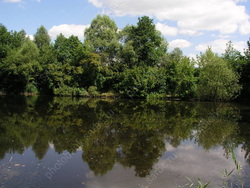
1, 0, 250, 56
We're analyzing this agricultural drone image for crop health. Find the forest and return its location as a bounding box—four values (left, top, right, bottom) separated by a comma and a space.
0, 15, 250, 101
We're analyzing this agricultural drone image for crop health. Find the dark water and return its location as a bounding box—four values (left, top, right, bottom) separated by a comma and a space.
0, 96, 250, 188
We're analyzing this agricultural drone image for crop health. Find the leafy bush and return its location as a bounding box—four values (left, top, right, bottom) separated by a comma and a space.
197, 48, 241, 101
146, 93, 165, 100
82, 89, 89, 97
53, 84, 85, 96
88, 86, 99, 97
115, 66, 167, 98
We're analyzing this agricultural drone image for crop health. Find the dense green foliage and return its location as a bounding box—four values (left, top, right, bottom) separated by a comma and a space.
115, 66, 167, 98
0, 39, 41, 93
166, 48, 197, 99
0, 16, 249, 101
84, 14, 120, 63
123, 17, 167, 67
197, 48, 241, 101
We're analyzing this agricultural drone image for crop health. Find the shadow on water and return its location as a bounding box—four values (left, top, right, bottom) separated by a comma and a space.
0, 96, 250, 187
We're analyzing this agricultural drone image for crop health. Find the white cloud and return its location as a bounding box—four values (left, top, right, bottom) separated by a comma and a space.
169, 39, 192, 49
211, 34, 231, 39
179, 29, 203, 37
48, 24, 89, 40
3, 0, 22, 3
155, 23, 203, 37
26, 34, 34, 40
156, 23, 178, 36
195, 39, 247, 53
88, 0, 103, 8
88, 0, 250, 35
239, 21, 250, 35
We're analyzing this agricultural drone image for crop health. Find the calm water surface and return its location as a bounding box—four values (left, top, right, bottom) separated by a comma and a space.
0, 96, 250, 188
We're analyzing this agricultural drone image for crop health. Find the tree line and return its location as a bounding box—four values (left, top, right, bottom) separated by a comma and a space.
0, 15, 250, 101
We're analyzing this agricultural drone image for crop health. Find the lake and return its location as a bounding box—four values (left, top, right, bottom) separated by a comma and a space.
0, 96, 250, 188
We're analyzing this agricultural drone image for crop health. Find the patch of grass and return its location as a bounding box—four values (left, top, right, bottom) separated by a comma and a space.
185, 177, 210, 188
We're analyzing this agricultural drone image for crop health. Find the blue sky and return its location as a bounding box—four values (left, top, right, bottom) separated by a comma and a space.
1, 0, 250, 57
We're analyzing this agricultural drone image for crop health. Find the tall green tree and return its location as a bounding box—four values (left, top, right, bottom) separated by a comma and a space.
223, 41, 245, 73
84, 15, 120, 63
0, 39, 41, 93
126, 16, 167, 67
165, 48, 183, 95
0, 25, 26, 59
240, 39, 250, 100
54, 33, 71, 64
0, 24, 11, 61
0, 24, 11, 91
166, 48, 196, 98
118, 25, 137, 69
34, 25, 51, 51
120, 40, 138, 69
33, 26, 56, 93
79, 52, 111, 90
0, 26, 28, 92
36, 45, 58, 93
52, 34, 86, 94
197, 48, 241, 101
9, 29, 27, 49
222, 41, 250, 100
54, 34, 85, 65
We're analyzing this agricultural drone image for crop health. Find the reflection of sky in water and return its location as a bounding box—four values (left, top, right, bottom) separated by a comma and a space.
84, 141, 250, 188
1, 140, 249, 188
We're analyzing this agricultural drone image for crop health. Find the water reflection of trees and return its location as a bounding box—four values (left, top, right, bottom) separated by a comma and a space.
0, 96, 250, 177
